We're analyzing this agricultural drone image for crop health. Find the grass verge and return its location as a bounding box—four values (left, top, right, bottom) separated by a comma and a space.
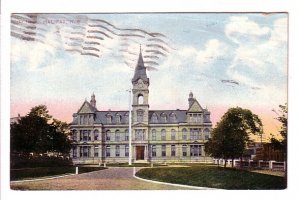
11, 166, 106, 181
135, 165, 286, 189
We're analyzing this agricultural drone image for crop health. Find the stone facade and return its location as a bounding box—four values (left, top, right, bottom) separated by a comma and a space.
70, 51, 213, 164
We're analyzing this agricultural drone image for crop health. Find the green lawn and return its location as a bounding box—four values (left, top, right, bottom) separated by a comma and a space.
135, 165, 286, 190
11, 166, 106, 181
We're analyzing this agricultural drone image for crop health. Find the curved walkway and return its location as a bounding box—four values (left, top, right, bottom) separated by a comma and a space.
10, 167, 209, 190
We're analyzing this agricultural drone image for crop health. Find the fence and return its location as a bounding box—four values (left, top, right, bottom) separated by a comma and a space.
213, 159, 286, 171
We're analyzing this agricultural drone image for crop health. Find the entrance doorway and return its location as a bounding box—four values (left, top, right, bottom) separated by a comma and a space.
136, 146, 145, 160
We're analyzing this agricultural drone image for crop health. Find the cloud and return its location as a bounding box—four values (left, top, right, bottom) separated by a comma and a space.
225, 17, 287, 106
225, 16, 271, 44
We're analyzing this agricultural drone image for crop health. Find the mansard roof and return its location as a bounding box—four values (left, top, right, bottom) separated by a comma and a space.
132, 50, 149, 83
149, 110, 187, 124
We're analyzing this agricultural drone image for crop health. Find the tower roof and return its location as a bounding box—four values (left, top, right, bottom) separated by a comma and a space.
132, 47, 149, 83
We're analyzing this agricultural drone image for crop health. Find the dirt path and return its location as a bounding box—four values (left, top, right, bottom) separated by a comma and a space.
11, 167, 196, 190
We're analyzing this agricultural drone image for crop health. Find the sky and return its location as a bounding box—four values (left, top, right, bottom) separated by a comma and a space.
10, 13, 288, 141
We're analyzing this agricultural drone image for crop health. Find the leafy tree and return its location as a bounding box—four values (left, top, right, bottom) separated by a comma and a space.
205, 107, 263, 167
270, 103, 287, 160
11, 105, 71, 155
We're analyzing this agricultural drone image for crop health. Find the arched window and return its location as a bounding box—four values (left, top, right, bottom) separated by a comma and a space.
94, 130, 99, 141
115, 130, 120, 141
152, 129, 156, 141
161, 129, 166, 140
138, 94, 144, 105
182, 128, 187, 140
106, 130, 111, 141
171, 129, 176, 140
125, 129, 129, 141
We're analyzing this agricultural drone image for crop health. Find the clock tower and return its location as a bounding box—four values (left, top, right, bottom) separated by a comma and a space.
131, 48, 149, 125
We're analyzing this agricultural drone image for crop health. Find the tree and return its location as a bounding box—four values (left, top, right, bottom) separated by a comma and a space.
205, 107, 263, 167
270, 103, 287, 160
11, 105, 71, 155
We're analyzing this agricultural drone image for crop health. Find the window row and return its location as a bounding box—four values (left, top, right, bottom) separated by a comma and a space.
78, 114, 94, 125
151, 145, 203, 157
72, 128, 210, 142
188, 113, 210, 123
72, 145, 129, 158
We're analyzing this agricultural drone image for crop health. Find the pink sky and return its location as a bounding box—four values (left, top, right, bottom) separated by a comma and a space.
11, 100, 282, 142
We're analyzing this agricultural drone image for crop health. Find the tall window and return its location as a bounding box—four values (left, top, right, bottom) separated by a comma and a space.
72, 146, 77, 158
171, 129, 176, 140
190, 129, 200, 140
138, 94, 144, 104
81, 130, 90, 141
152, 145, 156, 157
152, 129, 156, 141
182, 145, 187, 157
161, 129, 166, 141
116, 145, 120, 157
182, 128, 187, 140
94, 130, 99, 141
125, 145, 129, 157
115, 130, 120, 142
72, 130, 77, 141
106, 146, 110, 157
161, 145, 166, 157
125, 129, 129, 141
135, 129, 145, 141
204, 128, 210, 140
94, 146, 99, 157
106, 130, 111, 141
83, 146, 90, 157
137, 110, 144, 123
190, 145, 201, 157
171, 145, 176, 157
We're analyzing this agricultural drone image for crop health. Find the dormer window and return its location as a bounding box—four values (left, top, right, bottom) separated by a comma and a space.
170, 113, 177, 123
151, 113, 158, 123
161, 113, 167, 123
106, 114, 112, 124
124, 113, 129, 123
116, 114, 121, 124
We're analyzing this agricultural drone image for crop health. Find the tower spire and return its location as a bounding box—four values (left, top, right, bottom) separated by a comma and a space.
131, 45, 149, 84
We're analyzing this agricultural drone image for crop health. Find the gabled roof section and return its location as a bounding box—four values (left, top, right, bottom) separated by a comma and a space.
132, 49, 149, 83
77, 100, 98, 114
187, 99, 203, 112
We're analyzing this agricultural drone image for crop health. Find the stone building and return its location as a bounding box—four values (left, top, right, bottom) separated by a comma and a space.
70, 50, 213, 164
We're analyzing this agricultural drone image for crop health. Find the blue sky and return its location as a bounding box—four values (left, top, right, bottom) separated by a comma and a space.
11, 13, 287, 138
